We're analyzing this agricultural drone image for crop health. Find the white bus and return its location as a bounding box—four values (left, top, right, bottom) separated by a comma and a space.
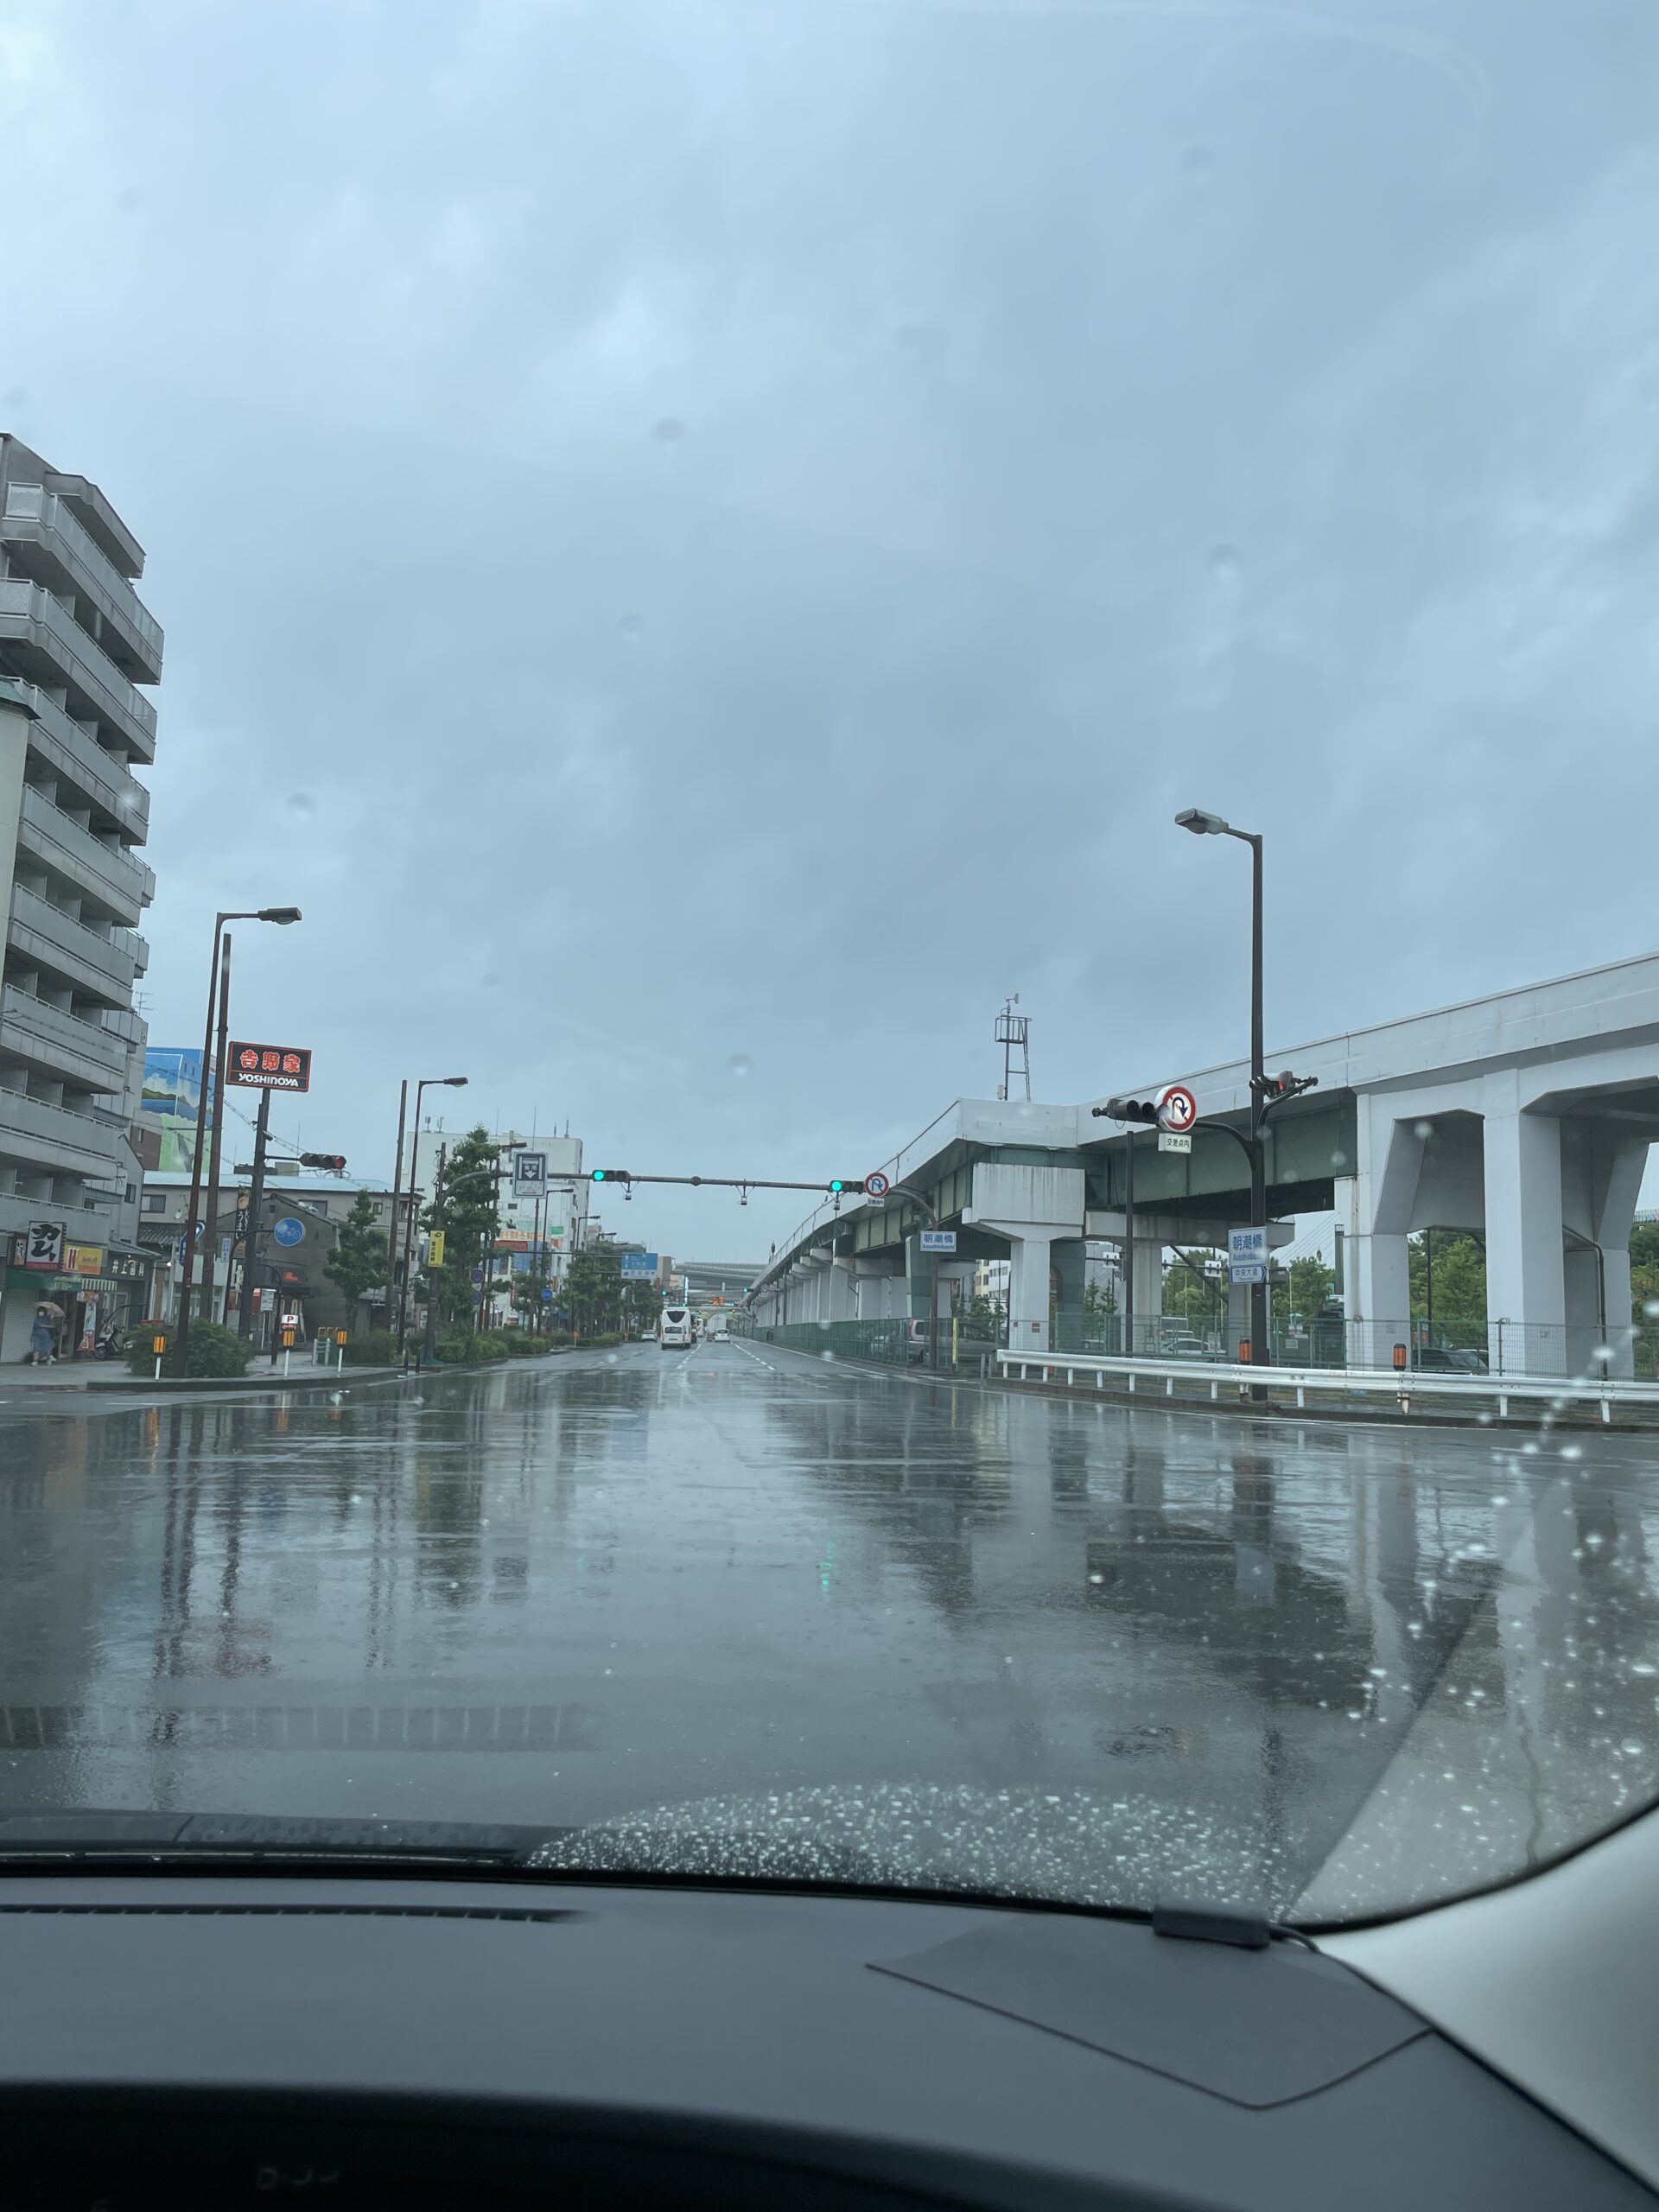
658, 1306, 694, 1349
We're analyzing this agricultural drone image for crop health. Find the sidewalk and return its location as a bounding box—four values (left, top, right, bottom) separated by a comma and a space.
0, 1360, 101, 1390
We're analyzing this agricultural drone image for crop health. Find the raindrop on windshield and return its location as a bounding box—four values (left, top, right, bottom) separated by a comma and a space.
728, 1053, 752, 1078
1207, 543, 1239, 582
652, 416, 687, 443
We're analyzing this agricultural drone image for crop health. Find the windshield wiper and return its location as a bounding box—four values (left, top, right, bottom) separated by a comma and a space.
0, 1811, 567, 1870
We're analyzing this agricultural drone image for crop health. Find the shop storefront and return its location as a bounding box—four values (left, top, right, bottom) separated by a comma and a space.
1, 1238, 156, 1363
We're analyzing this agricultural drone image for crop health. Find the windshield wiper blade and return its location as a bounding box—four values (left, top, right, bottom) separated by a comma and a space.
0, 1811, 570, 1869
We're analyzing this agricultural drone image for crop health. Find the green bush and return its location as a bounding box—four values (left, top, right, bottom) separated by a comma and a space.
342, 1330, 397, 1368
434, 1328, 508, 1365
128, 1321, 250, 1379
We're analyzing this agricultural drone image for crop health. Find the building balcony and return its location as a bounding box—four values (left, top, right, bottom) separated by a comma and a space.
1, 483, 164, 683
0, 1082, 127, 1183
0, 578, 158, 764
17, 785, 153, 926
6, 679, 151, 838
8, 885, 140, 1004
0, 984, 130, 1093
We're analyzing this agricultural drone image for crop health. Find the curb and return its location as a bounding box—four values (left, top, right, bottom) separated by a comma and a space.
84, 1365, 407, 1396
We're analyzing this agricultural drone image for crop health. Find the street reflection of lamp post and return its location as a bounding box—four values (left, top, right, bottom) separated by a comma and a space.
175, 906, 301, 1371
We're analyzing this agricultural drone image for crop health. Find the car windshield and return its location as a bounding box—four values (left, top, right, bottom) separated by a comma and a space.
2, 0, 1657, 1927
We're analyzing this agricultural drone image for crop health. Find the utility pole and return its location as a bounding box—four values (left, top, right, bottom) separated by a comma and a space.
236, 1087, 272, 1344
197, 931, 233, 1332
387, 1079, 407, 1347
423, 1141, 448, 1365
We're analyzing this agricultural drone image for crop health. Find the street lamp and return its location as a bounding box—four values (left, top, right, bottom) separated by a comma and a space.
393, 1076, 468, 1350
1175, 808, 1268, 1379
175, 906, 302, 1369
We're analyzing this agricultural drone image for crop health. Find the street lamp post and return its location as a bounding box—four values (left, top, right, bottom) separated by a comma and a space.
175, 906, 301, 1370
1175, 809, 1268, 1382
395, 1076, 467, 1349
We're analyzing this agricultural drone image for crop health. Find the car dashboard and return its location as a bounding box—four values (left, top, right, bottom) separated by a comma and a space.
2, 1866, 1653, 2210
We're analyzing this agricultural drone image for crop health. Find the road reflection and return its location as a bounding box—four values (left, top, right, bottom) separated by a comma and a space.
0, 1344, 1655, 1915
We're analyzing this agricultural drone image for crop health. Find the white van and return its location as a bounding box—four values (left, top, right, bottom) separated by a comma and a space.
658, 1307, 694, 1349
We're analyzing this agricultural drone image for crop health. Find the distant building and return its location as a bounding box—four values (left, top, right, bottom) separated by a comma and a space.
0, 436, 163, 1358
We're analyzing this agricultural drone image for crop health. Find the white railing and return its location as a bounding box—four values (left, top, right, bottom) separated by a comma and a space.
995, 1348, 1659, 1423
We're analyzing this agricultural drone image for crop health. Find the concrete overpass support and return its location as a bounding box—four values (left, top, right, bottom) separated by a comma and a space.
827, 1253, 858, 1321
965, 1162, 1088, 1356
1561, 1126, 1649, 1377
1483, 1100, 1565, 1376
1340, 1106, 1426, 1370
854, 1254, 904, 1323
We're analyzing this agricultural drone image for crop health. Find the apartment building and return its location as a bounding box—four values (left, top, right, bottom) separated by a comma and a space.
0, 438, 161, 1357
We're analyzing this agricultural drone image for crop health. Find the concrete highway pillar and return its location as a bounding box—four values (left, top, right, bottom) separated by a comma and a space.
1483, 1095, 1565, 1376
1341, 1107, 1424, 1369
1007, 1231, 1058, 1354
827, 1254, 857, 1321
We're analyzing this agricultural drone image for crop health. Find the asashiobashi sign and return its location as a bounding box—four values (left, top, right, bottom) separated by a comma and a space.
227, 1042, 312, 1093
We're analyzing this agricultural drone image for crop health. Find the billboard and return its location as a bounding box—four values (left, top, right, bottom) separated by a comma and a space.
141, 1047, 204, 1173
228, 1041, 312, 1092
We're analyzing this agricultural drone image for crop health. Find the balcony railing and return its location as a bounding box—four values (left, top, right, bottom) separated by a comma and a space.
0, 1083, 127, 1178
17, 785, 154, 923
1, 483, 164, 677
1, 984, 129, 1090
9, 884, 138, 998
7, 679, 151, 835
0, 578, 158, 760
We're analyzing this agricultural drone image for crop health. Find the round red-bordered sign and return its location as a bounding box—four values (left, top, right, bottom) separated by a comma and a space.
864, 1170, 892, 1198
1158, 1085, 1198, 1134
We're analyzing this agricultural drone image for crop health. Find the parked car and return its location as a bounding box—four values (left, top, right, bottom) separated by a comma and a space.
1414, 1344, 1491, 1374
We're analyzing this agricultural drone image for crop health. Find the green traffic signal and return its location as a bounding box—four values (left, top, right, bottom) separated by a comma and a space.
591, 1168, 630, 1183
829, 1178, 866, 1195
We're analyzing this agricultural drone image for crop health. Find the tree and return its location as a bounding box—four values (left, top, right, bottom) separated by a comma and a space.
1287, 1254, 1334, 1325
423, 1127, 502, 1326
566, 1243, 624, 1338
324, 1190, 390, 1313
1161, 1250, 1219, 1328
1408, 1231, 1486, 1338
1631, 1221, 1659, 1376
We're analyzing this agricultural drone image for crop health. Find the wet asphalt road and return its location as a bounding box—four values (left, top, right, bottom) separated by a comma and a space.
3, 1338, 1657, 1916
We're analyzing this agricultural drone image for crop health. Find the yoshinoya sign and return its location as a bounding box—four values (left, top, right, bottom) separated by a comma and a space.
227, 1042, 312, 1092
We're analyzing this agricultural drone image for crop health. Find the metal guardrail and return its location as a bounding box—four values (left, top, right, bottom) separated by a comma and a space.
996, 1349, 1659, 1423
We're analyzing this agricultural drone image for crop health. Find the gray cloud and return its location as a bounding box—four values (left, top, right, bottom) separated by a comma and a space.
3, 0, 1656, 1249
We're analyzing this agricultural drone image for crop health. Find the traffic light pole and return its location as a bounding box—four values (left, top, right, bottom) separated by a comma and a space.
237, 1087, 272, 1344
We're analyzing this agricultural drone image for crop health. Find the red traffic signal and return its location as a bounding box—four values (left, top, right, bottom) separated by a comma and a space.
299, 1153, 347, 1173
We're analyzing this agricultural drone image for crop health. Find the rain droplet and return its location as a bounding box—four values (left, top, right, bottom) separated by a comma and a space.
1330, 1151, 1349, 1169
114, 185, 142, 212
1, 384, 26, 410
1622, 1740, 1645, 1758
620, 613, 644, 639
1207, 543, 1240, 581
482, 971, 502, 989
652, 416, 687, 443
1413, 1120, 1434, 1141
1645, 1300, 1659, 1320
728, 1053, 752, 1078
1560, 1443, 1583, 1460
1181, 143, 1216, 184
286, 791, 317, 816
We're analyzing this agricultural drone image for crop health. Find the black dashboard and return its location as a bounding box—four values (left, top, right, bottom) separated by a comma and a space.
1, 1872, 1649, 2209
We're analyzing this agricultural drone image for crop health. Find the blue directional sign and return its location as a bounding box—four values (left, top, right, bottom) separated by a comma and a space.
620, 1252, 659, 1280
271, 1217, 305, 1248
1228, 1226, 1268, 1284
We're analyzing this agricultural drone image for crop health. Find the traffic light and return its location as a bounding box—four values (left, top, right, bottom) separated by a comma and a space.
828, 1178, 866, 1195
1093, 1096, 1160, 1123
299, 1153, 347, 1172
590, 1167, 631, 1184
1254, 1070, 1319, 1116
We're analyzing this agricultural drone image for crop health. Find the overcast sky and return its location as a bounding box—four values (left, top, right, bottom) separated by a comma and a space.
3, 0, 1656, 1257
